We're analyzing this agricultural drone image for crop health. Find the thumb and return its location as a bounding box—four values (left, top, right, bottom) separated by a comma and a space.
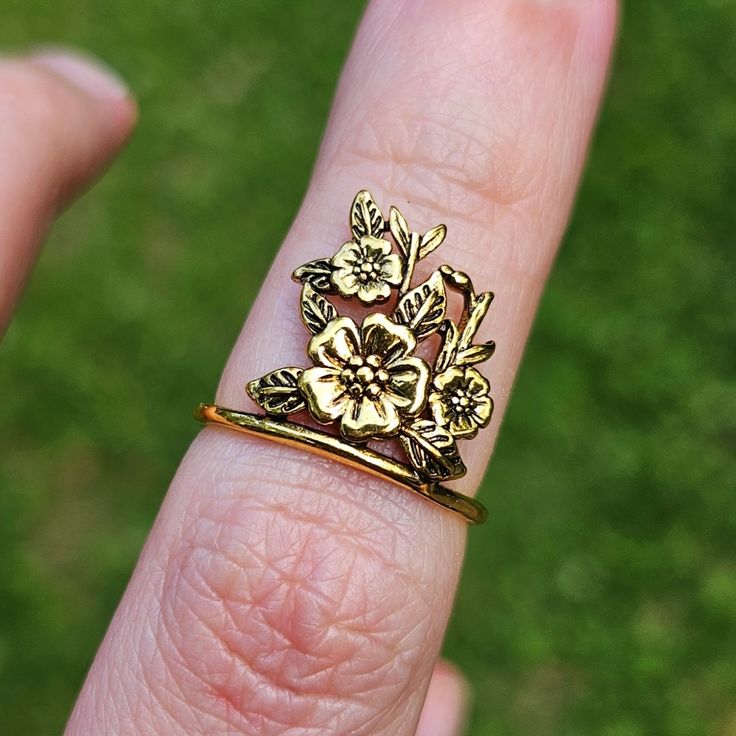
0, 49, 136, 337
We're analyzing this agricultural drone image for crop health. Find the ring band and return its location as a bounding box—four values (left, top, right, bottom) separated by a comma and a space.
195, 404, 488, 525
196, 190, 497, 527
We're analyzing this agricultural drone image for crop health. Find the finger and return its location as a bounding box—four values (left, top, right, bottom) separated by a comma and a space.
218, 0, 615, 491
0, 49, 136, 338
67, 1, 616, 735
415, 661, 470, 736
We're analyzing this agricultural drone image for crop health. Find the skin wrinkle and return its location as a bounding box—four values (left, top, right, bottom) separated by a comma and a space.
158, 572, 278, 733
163, 572, 384, 733
173, 587, 354, 711
317, 7, 581, 223
134, 460, 432, 732
325, 113, 531, 220
151, 464, 450, 733
193, 506, 428, 660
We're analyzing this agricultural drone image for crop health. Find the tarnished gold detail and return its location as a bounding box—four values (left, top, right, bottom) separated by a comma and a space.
331, 236, 403, 304
429, 366, 493, 439
197, 190, 496, 525
298, 313, 430, 442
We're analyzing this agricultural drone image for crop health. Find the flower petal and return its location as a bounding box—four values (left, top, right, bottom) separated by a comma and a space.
432, 366, 464, 392
464, 367, 490, 397
298, 367, 349, 423
380, 253, 404, 285
340, 394, 400, 441
332, 267, 360, 296
360, 312, 416, 365
307, 316, 361, 369
449, 413, 478, 439
331, 241, 361, 269
361, 235, 392, 257
356, 280, 390, 304
471, 395, 493, 427
385, 357, 430, 415
429, 392, 451, 428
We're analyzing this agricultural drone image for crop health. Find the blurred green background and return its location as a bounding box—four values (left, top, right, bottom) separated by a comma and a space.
0, 1, 734, 734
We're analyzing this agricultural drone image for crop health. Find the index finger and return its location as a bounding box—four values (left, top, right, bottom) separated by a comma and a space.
67, 1, 617, 734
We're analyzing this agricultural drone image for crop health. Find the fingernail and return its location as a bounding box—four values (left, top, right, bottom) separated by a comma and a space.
30, 48, 129, 100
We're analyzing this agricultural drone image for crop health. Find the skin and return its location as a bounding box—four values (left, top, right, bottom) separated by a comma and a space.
0, 1, 617, 733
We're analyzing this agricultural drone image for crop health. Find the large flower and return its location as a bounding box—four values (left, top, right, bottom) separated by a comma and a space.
330, 235, 403, 304
298, 313, 430, 441
428, 366, 493, 439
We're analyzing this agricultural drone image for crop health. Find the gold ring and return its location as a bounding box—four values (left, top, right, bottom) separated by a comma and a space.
195, 404, 488, 525
196, 190, 496, 526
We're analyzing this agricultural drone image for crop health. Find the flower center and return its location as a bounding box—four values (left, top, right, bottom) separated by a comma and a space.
450, 389, 472, 414
341, 355, 388, 399
352, 256, 380, 282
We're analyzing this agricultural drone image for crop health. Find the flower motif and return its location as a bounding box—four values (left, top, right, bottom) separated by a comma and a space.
298, 313, 430, 442
429, 366, 493, 439
331, 235, 403, 304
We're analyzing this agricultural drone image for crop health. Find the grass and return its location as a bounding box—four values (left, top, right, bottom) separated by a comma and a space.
1, 1, 734, 734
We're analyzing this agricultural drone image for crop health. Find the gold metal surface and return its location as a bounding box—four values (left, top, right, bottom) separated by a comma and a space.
197, 190, 497, 525
195, 403, 488, 525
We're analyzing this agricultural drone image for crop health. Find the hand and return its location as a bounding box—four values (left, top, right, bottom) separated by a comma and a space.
1, 2, 617, 733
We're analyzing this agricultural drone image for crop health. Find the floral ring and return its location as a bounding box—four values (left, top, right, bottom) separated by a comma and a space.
196, 190, 495, 525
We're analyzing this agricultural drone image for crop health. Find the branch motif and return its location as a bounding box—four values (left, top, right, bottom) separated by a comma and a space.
250, 190, 495, 482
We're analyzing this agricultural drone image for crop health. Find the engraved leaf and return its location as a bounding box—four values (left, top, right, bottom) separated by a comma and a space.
418, 224, 447, 259
456, 340, 496, 366
389, 205, 411, 257
246, 367, 306, 415
399, 419, 466, 481
350, 190, 385, 240
292, 258, 336, 292
393, 271, 447, 341
300, 283, 338, 334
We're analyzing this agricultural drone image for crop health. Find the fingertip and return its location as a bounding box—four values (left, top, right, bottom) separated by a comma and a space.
30, 48, 138, 149
433, 659, 472, 705
416, 659, 472, 736
30, 48, 129, 100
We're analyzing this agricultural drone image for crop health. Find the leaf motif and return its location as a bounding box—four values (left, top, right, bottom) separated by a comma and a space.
300, 283, 338, 335
434, 320, 459, 373
246, 367, 306, 415
393, 271, 447, 341
389, 205, 411, 257
292, 259, 336, 292
418, 224, 447, 259
456, 340, 496, 366
350, 190, 385, 240
399, 419, 466, 481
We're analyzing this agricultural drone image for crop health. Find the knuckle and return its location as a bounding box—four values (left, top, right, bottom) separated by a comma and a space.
330, 31, 545, 225
342, 102, 532, 220
153, 440, 455, 733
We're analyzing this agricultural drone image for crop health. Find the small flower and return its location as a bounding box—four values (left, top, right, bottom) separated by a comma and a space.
429, 366, 493, 439
331, 235, 403, 304
298, 313, 429, 442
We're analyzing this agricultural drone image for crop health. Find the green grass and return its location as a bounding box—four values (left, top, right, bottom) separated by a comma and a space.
1, 2, 734, 734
